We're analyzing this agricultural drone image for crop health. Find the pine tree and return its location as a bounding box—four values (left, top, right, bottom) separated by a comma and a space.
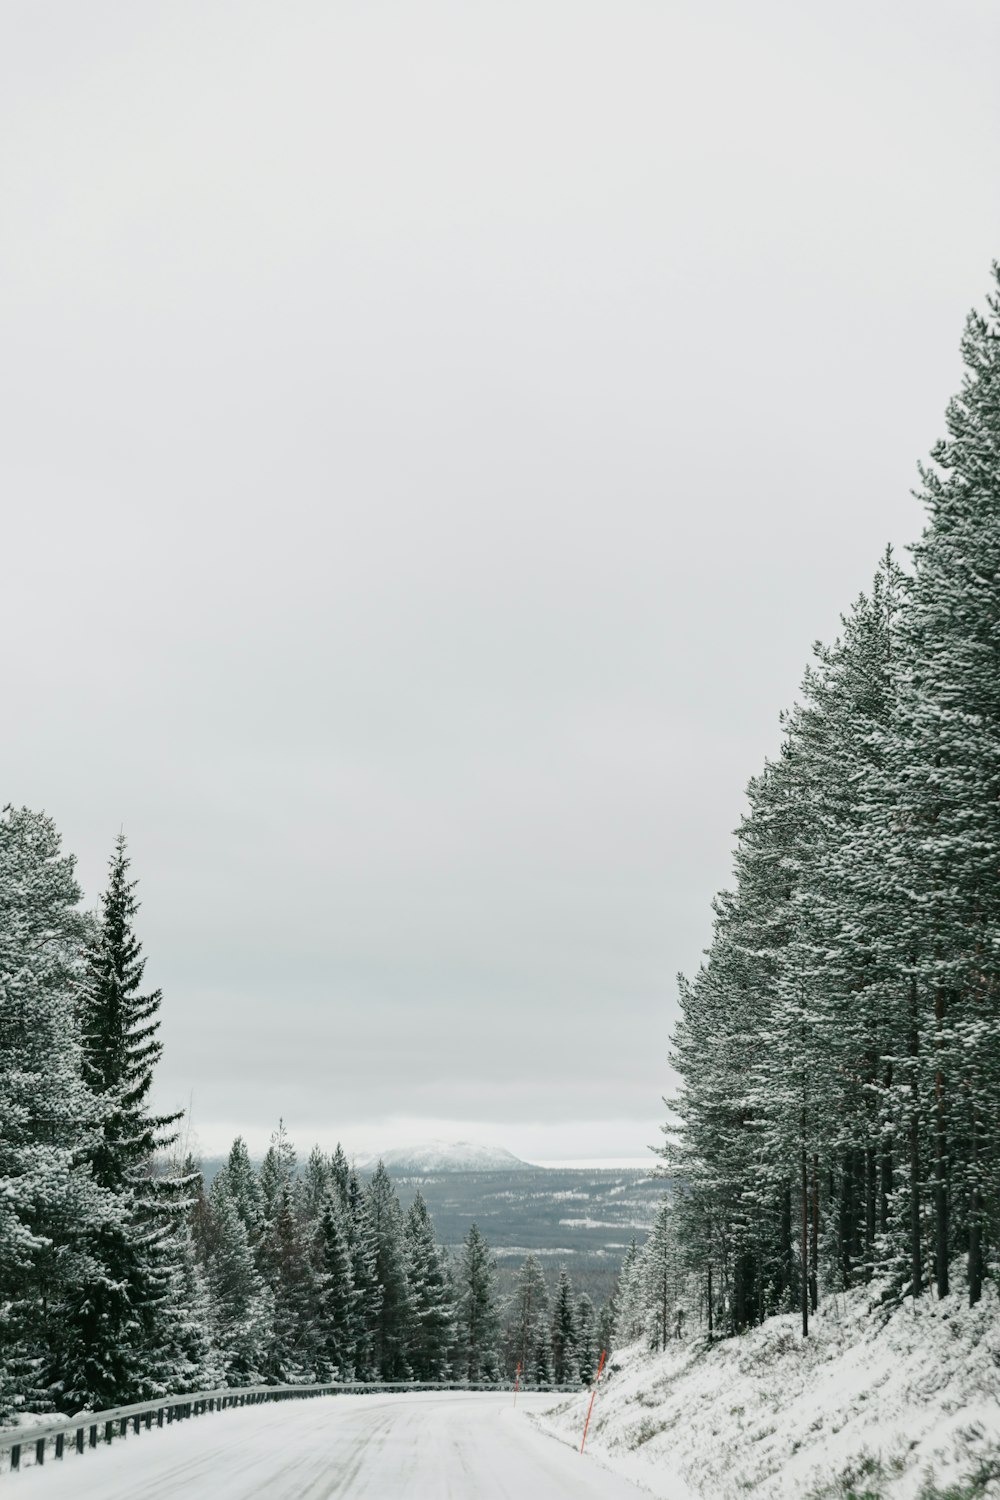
882, 274, 1000, 1305
613, 1239, 645, 1345
643, 1202, 682, 1351
662, 270, 1000, 1327
456, 1223, 501, 1383
506, 1254, 550, 1385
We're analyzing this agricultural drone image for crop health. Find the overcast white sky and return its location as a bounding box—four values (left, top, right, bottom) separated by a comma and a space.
3, 1, 999, 1164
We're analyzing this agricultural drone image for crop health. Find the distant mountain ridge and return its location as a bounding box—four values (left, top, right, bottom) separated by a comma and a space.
361, 1140, 527, 1174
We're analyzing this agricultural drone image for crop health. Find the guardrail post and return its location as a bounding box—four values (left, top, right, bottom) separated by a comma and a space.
35, 1436, 45, 1466
145, 1411, 152, 1430
90, 1424, 98, 1447
76, 1428, 84, 1454
55, 1433, 65, 1459
120, 1417, 128, 1438
10, 1444, 20, 1472
133, 1415, 140, 1434
157, 1408, 164, 1428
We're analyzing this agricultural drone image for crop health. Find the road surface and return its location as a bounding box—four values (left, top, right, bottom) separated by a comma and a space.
19, 1392, 646, 1499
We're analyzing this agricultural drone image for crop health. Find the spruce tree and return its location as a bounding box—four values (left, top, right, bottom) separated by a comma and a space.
161, 1222, 222, 1392
330, 1144, 350, 1213
575, 1293, 597, 1382
364, 1162, 413, 1379
263, 1181, 323, 1382
403, 1192, 455, 1379
302, 1146, 333, 1223
456, 1223, 500, 1383
0, 808, 108, 1417
206, 1179, 273, 1384
347, 1168, 381, 1379
315, 1196, 358, 1379
596, 1299, 615, 1364
259, 1119, 296, 1229
60, 834, 188, 1407
550, 1269, 579, 1385
216, 1135, 264, 1246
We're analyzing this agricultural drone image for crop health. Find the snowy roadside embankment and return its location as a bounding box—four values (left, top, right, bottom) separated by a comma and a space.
534, 1286, 1000, 1498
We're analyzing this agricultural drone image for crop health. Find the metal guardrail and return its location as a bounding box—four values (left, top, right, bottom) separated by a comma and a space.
0, 1379, 580, 1473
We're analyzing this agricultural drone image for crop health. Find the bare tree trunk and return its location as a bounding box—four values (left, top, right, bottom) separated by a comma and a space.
840, 1151, 854, 1286
661, 1275, 667, 1351
880, 1062, 894, 1237
909, 976, 923, 1299
934, 988, 949, 1298
801, 1140, 809, 1338
865, 1144, 876, 1282
969, 1109, 982, 1307
810, 1154, 819, 1314
779, 1184, 792, 1305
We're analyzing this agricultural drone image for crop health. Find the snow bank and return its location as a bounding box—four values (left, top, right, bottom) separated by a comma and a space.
535, 1285, 1000, 1498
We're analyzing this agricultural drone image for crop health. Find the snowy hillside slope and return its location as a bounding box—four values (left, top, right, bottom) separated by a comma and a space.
536, 1285, 1000, 1498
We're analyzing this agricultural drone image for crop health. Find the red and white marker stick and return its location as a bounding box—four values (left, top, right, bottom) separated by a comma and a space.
580, 1349, 606, 1455
513, 1360, 521, 1407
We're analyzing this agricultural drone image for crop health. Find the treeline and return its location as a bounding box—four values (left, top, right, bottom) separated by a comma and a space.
0, 812, 612, 1418
665, 270, 1000, 1335
1, 819, 195, 1418
188, 1134, 614, 1392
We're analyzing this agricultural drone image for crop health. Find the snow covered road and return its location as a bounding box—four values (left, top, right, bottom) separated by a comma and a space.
17, 1392, 646, 1499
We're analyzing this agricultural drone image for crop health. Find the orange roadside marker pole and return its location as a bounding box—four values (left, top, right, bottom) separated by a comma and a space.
513, 1361, 521, 1407
580, 1349, 606, 1455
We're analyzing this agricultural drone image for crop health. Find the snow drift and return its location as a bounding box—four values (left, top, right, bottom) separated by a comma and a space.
536, 1285, 1000, 1498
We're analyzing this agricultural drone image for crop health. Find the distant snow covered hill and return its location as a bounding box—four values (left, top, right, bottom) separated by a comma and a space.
362, 1140, 528, 1174
536, 1285, 1000, 1499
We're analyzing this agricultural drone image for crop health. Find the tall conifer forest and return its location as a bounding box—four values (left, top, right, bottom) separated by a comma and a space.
0, 816, 604, 1416
664, 268, 1000, 1338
